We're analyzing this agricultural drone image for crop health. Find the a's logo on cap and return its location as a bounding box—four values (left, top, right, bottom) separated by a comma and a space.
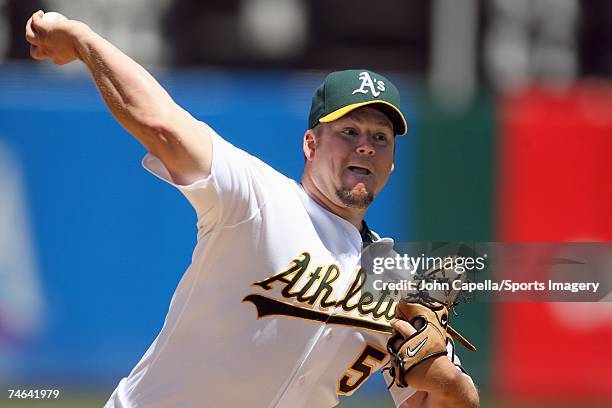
352, 71, 386, 97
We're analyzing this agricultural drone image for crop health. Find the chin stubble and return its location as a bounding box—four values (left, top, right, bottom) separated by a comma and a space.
335, 188, 374, 209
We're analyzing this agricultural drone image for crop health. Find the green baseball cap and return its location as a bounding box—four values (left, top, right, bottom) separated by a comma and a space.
308, 69, 408, 135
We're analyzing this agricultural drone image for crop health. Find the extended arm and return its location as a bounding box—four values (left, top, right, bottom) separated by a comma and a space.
25, 10, 210, 185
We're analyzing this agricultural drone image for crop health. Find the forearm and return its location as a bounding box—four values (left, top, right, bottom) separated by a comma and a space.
26, 11, 211, 184
72, 24, 179, 153
404, 357, 479, 408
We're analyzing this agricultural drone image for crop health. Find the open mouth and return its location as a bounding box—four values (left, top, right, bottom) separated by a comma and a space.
348, 166, 372, 176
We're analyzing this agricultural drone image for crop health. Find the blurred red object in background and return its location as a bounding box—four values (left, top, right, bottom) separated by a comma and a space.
494, 82, 612, 401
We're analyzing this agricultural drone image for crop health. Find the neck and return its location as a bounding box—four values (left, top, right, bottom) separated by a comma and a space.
301, 175, 366, 231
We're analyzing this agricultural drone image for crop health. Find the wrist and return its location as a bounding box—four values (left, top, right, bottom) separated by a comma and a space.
70, 22, 94, 62
403, 355, 451, 391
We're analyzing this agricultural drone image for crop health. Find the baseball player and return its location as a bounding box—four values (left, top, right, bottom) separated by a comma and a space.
25, 10, 479, 408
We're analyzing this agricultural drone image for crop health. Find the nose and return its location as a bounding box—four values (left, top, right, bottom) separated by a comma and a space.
356, 141, 375, 156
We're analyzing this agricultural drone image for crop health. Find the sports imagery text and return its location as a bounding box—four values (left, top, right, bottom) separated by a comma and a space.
373, 279, 600, 294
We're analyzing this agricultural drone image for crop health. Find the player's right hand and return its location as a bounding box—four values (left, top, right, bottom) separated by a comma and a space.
25, 10, 87, 65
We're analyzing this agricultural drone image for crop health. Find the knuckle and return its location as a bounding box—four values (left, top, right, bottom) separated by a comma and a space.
30, 46, 44, 60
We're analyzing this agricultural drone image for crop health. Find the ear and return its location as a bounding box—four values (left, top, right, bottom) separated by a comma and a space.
390, 162, 395, 173
303, 129, 316, 161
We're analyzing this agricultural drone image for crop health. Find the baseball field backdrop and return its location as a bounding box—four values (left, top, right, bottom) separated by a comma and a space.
1, 1, 612, 407
2, 65, 611, 407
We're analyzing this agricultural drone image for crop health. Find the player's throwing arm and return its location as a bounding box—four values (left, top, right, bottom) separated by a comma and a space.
25, 10, 210, 186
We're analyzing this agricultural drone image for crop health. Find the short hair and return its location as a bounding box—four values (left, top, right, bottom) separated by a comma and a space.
311, 123, 323, 137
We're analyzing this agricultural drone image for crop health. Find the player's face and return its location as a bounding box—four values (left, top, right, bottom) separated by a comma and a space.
307, 107, 395, 209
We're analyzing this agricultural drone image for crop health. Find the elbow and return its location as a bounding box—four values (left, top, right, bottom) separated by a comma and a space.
438, 371, 480, 408
469, 394, 480, 408
437, 391, 479, 408
139, 113, 182, 155
454, 391, 479, 408
424, 372, 480, 408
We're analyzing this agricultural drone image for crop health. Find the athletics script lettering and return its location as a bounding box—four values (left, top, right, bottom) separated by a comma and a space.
242, 252, 398, 334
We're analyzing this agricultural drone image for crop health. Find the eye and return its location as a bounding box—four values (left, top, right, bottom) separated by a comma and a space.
342, 128, 358, 137
374, 133, 390, 143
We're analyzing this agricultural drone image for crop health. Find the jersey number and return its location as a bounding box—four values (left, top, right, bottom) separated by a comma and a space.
338, 344, 386, 394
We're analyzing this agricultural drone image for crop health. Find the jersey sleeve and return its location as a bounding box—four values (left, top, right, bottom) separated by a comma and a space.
142, 122, 279, 234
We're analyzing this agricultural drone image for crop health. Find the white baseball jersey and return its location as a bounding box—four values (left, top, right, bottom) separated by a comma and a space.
105, 123, 468, 408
